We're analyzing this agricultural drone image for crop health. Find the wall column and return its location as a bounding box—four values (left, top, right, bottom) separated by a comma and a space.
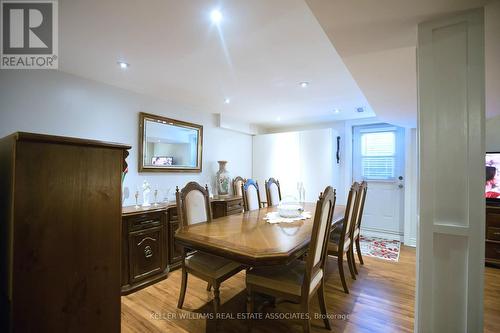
417, 8, 485, 332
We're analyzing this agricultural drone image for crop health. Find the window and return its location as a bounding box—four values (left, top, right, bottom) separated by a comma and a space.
361, 131, 396, 179
353, 124, 403, 181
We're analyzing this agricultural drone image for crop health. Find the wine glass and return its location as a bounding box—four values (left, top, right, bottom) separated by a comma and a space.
153, 187, 159, 206
164, 187, 171, 203
134, 190, 139, 209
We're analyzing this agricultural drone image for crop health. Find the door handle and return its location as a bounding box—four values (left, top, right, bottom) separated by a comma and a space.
398, 184, 404, 189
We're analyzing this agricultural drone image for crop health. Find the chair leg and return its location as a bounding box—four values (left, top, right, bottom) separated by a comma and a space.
351, 246, 358, 275
177, 268, 188, 309
355, 238, 364, 265
338, 255, 349, 294
300, 298, 311, 333
317, 281, 332, 330
213, 283, 221, 315
347, 250, 356, 280
246, 286, 254, 333
246, 286, 254, 313
206, 282, 212, 291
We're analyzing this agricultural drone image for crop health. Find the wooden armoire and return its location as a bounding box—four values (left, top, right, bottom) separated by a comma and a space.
0, 132, 130, 332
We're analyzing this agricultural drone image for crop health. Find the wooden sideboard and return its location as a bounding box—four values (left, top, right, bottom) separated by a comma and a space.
486, 205, 500, 266
211, 195, 244, 218
121, 204, 171, 295
121, 195, 243, 294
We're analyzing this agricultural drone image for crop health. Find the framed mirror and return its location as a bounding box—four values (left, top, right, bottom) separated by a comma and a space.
139, 112, 203, 172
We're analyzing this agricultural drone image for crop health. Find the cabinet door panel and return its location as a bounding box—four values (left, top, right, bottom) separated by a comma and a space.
129, 226, 165, 283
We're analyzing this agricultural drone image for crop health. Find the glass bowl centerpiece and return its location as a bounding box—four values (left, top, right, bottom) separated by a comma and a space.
278, 196, 304, 218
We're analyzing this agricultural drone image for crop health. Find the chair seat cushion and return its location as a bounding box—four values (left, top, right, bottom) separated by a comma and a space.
328, 242, 339, 254
328, 237, 350, 255
333, 224, 360, 239
185, 252, 242, 279
246, 260, 323, 296
330, 232, 340, 243
332, 223, 343, 234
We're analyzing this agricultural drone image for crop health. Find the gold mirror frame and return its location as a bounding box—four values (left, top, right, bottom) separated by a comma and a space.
139, 112, 203, 173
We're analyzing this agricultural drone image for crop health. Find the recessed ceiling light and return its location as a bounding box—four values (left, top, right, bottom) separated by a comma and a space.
276, 117, 281, 122
333, 108, 340, 114
210, 9, 223, 24
117, 61, 129, 69
299, 82, 309, 88
224, 98, 230, 104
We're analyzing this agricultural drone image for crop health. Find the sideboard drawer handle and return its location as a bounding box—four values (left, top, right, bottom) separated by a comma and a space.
140, 219, 156, 225
137, 237, 157, 246
144, 245, 153, 258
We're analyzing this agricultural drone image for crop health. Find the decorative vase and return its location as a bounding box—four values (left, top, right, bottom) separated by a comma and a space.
216, 160, 230, 196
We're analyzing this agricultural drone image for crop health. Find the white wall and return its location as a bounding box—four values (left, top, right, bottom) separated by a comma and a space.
252, 128, 339, 203
259, 121, 348, 203
486, 115, 500, 151
258, 117, 418, 242
0, 70, 253, 206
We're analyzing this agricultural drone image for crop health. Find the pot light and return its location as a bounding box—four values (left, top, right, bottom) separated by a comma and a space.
299, 81, 309, 88
333, 108, 340, 114
210, 9, 223, 24
117, 61, 129, 69
276, 117, 281, 122
224, 98, 230, 104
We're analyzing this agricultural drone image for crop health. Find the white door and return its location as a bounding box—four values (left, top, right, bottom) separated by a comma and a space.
352, 124, 405, 240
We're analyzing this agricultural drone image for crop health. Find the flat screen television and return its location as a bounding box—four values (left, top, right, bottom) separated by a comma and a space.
152, 156, 173, 166
486, 152, 500, 201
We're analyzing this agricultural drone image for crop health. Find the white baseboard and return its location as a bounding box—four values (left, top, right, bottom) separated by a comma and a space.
404, 237, 417, 247
360, 227, 404, 242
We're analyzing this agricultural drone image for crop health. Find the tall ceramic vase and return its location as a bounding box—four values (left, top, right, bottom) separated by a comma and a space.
216, 160, 230, 196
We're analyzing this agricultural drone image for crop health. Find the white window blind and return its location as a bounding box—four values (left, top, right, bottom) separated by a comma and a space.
353, 123, 403, 182
360, 131, 396, 180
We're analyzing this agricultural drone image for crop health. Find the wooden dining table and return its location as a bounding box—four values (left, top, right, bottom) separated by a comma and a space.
175, 203, 346, 266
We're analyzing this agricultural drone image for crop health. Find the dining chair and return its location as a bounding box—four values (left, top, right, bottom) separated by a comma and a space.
176, 181, 243, 314
351, 181, 368, 274
241, 179, 262, 211
246, 186, 336, 333
233, 176, 246, 196
265, 177, 282, 206
327, 182, 359, 294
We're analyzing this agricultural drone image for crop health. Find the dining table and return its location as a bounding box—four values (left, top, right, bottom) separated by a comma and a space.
175, 203, 346, 267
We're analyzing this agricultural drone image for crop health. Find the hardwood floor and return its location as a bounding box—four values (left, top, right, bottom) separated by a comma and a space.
122, 246, 500, 333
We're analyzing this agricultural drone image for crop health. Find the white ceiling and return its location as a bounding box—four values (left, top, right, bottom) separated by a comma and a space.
305, 0, 500, 127
59, 0, 374, 129
59, 0, 499, 130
